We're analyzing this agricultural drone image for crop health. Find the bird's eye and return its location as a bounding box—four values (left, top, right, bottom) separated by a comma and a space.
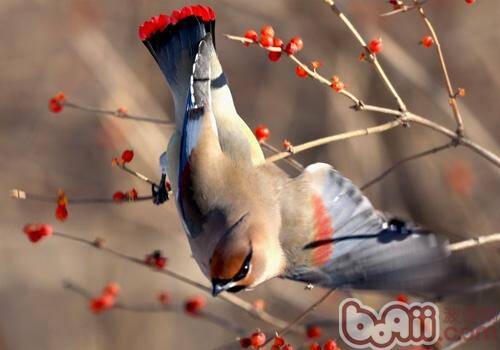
233, 249, 252, 282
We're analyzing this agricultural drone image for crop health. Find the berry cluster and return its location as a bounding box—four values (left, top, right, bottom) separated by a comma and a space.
113, 188, 138, 203
239, 331, 340, 350
112, 149, 134, 166
89, 282, 121, 314
144, 250, 168, 269
243, 25, 304, 61
49, 92, 65, 113
23, 223, 53, 243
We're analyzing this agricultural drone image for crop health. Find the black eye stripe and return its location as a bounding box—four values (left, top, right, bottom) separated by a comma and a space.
227, 285, 247, 293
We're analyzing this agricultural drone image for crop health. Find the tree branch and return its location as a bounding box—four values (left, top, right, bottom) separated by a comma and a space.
440, 311, 500, 350
63, 280, 247, 335
413, 1, 464, 134
51, 231, 302, 334
63, 100, 174, 126
448, 233, 500, 252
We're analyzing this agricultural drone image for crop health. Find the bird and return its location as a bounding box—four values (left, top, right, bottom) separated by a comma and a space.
139, 5, 452, 297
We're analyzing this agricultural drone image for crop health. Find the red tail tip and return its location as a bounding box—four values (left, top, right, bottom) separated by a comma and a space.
139, 5, 216, 41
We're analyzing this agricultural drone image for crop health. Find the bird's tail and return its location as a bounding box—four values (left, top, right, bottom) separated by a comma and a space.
139, 5, 216, 123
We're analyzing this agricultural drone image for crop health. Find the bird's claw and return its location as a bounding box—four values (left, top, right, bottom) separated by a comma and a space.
152, 175, 169, 205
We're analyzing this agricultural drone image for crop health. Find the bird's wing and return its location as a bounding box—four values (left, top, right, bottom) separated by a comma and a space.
177, 35, 222, 238
280, 163, 450, 293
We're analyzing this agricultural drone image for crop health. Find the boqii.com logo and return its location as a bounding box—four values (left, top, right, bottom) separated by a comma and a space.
339, 298, 439, 350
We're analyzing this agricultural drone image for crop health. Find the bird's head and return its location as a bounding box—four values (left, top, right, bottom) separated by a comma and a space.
209, 213, 284, 296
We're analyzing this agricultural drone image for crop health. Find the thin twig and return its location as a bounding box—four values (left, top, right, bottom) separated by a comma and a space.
265, 120, 402, 163
115, 163, 159, 187
261, 142, 304, 171
379, 0, 429, 17
448, 233, 500, 252
63, 101, 174, 126
9, 188, 153, 204
50, 231, 301, 333
225, 34, 500, 169
223, 34, 361, 106
413, 1, 464, 134
440, 311, 500, 350
63, 280, 247, 334
324, 0, 407, 112
263, 289, 336, 346
360, 142, 453, 190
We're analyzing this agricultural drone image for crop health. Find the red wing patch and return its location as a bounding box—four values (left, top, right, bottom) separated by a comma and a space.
311, 194, 334, 266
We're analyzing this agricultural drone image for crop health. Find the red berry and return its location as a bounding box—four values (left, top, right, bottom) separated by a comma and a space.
273, 336, 285, 346
89, 294, 115, 314
250, 331, 266, 348
396, 294, 409, 303
295, 65, 308, 78
260, 34, 274, 48
184, 296, 206, 315
268, 51, 282, 62
48, 92, 65, 113
282, 345, 294, 350
330, 76, 345, 93
465, 0, 475, 4
368, 38, 383, 54
254, 125, 270, 142
55, 204, 68, 221
158, 291, 171, 305
23, 223, 53, 243
121, 149, 134, 163
239, 338, 252, 348
113, 191, 126, 202
307, 326, 322, 339
103, 282, 120, 297
273, 38, 284, 48
155, 256, 167, 269
129, 188, 138, 201
323, 339, 339, 350
260, 25, 275, 38
420, 35, 434, 48
284, 42, 299, 55
310, 342, 321, 350
244, 30, 258, 46
290, 36, 304, 51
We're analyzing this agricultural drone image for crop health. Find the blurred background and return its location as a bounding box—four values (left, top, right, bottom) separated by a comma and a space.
1, 0, 499, 349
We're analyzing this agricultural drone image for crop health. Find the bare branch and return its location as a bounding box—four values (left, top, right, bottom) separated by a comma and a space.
440, 311, 500, 350
267, 289, 336, 345
360, 142, 453, 190
266, 120, 402, 164
261, 142, 304, 171
63, 100, 174, 126
448, 233, 500, 252
413, 1, 464, 134
63, 280, 247, 335
379, 0, 429, 17
51, 231, 302, 333
9, 188, 153, 204
324, 0, 407, 112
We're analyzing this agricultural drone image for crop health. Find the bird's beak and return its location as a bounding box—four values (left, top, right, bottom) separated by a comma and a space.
211, 280, 234, 297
